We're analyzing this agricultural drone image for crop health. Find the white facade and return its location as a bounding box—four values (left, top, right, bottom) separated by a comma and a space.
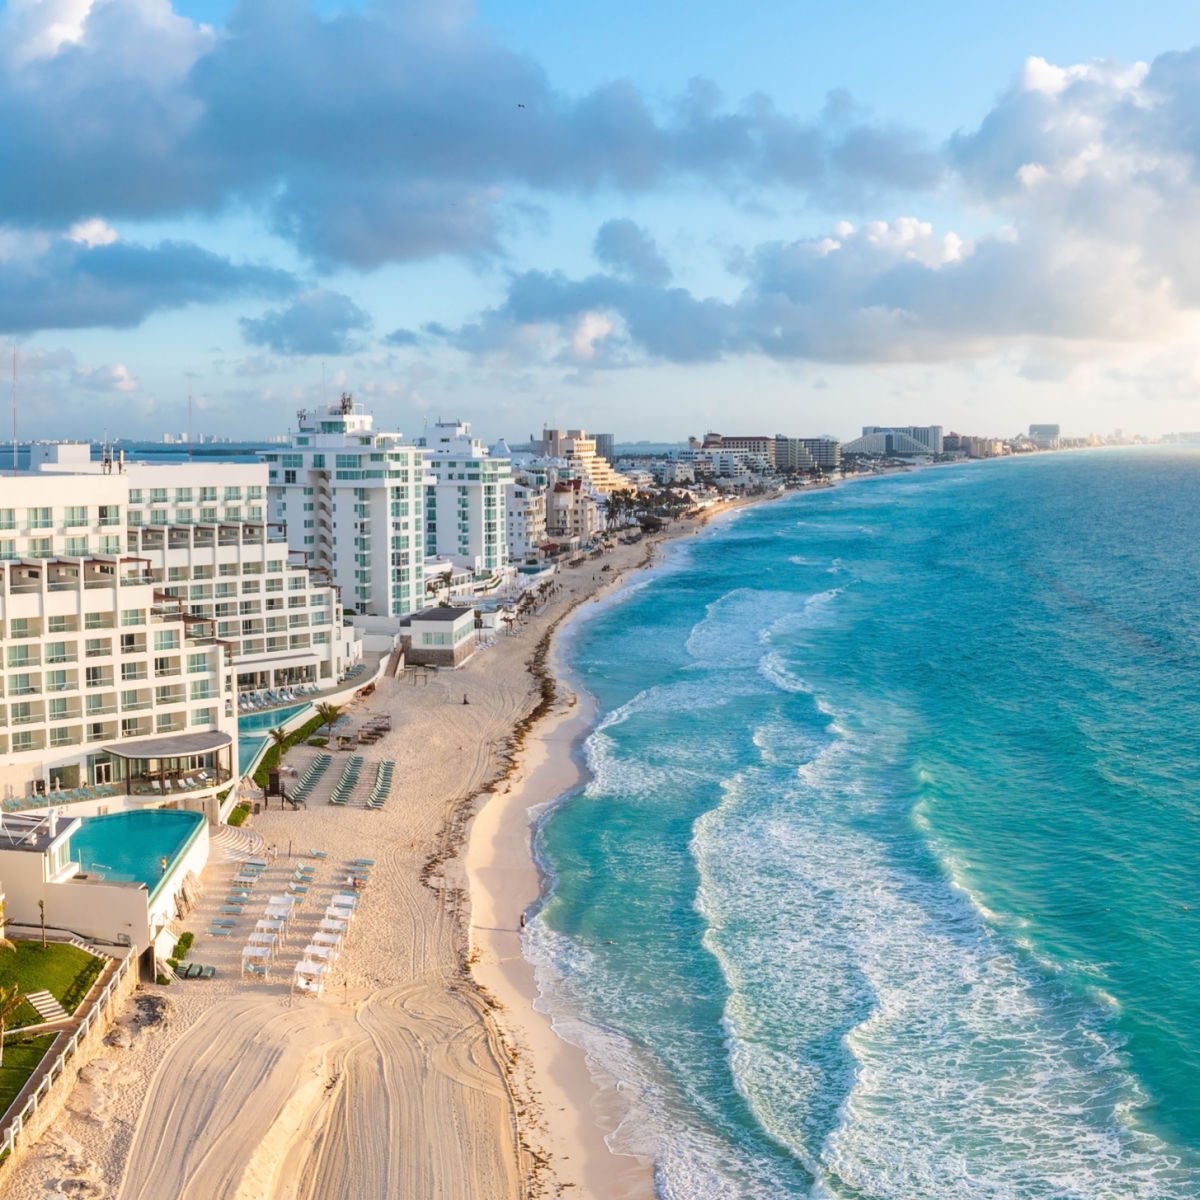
416, 420, 511, 577
264, 395, 431, 618
530, 429, 629, 494
505, 477, 547, 562
0, 469, 237, 817
547, 479, 599, 542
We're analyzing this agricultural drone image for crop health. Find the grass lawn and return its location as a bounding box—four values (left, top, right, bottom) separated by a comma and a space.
0, 1033, 56, 1119
0, 942, 105, 1029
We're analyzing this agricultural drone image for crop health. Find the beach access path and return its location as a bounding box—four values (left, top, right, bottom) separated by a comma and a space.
1, 497, 770, 1200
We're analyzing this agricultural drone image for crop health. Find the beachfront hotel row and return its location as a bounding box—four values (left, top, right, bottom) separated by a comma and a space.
0, 399, 659, 976
0, 405, 1079, 980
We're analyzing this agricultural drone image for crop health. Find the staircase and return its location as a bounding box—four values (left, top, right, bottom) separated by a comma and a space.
209, 823, 267, 862
25, 990, 68, 1022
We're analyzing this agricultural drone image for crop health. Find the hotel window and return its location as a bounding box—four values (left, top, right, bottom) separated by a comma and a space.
99, 535, 120, 555
121, 718, 140, 737
224, 486, 242, 500
175, 487, 193, 501
49, 697, 69, 720
46, 670, 68, 692
154, 630, 180, 652
154, 656, 173, 675
98, 505, 119, 526
149, 489, 168, 503
128, 489, 143, 503
247, 485, 263, 499
121, 689, 140, 707
120, 608, 142, 627
29, 536, 52, 556
0, 539, 14, 559
176, 507, 193, 523
0, 507, 14, 530
200, 507, 218, 522
64, 505, 88, 527
13, 731, 33, 752
187, 651, 208, 674
65, 536, 88, 556
150, 509, 168, 525
28, 506, 51, 529
121, 662, 144, 681
192, 707, 215, 727
85, 666, 103, 688
224, 507, 241, 520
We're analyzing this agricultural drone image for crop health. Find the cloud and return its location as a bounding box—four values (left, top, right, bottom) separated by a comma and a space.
594, 219, 672, 285
0, 234, 295, 333
383, 328, 420, 347
0, 0, 940, 271
72, 361, 139, 392
239, 289, 371, 356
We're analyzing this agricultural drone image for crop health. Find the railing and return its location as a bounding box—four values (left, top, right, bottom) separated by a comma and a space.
0, 947, 132, 1163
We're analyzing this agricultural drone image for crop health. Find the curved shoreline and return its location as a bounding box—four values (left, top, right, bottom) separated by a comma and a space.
463, 499, 772, 1198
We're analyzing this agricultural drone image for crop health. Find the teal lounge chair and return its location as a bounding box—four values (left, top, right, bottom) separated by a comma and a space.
200, 965, 215, 980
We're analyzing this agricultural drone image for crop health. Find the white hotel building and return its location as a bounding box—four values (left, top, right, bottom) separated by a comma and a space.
0, 445, 359, 821
0, 461, 238, 820
416, 420, 511, 579
263, 396, 430, 618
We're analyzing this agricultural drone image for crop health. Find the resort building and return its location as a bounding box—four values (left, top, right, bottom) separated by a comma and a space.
264, 394, 432, 619
858, 425, 944, 455
843, 428, 940, 457
0, 464, 238, 821
700, 433, 777, 467
401, 606, 478, 668
547, 478, 600, 542
529, 429, 629, 494
505, 476, 548, 563
416, 420, 511, 580
593, 433, 616, 461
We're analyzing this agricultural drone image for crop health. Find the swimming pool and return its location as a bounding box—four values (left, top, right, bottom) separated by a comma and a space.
239, 736, 267, 777
237, 702, 311, 732
70, 810, 206, 900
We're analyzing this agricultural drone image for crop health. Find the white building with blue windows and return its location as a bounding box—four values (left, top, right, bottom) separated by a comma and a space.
263, 395, 432, 618
416, 420, 512, 581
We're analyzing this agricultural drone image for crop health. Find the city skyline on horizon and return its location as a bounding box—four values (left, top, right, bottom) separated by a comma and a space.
5, 1, 1200, 441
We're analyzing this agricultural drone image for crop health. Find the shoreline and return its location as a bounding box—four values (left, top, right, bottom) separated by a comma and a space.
463, 494, 774, 1198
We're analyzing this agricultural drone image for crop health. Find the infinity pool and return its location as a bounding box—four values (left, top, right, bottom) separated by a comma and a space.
238, 702, 311, 732
71, 810, 206, 900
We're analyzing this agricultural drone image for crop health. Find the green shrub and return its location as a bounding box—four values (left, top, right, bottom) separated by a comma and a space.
227, 803, 251, 828
252, 714, 327, 788
172, 932, 194, 960
307, 736, 328, 747
155, 974, 171, 986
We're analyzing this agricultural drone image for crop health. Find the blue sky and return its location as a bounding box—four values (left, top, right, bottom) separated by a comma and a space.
5, 0, 1200, 443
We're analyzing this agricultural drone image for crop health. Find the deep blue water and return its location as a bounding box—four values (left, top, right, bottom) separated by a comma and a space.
530, 448, 1200, 1199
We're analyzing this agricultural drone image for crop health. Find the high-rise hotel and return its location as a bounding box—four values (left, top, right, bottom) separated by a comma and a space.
263, 395, 431, 618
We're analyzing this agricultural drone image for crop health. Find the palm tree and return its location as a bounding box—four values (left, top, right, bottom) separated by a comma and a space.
0, 983, 23, 1067
0, 898, 15, 953
315, 703, 342, 743
269, 726, 288, 765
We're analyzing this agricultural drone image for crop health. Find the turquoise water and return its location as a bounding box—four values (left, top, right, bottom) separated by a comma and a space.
532, 448, 1200, 1198
71, 810, 206, 899
238, 702, 310, 732
238, 736, 266, 777
238, 702, 311, 777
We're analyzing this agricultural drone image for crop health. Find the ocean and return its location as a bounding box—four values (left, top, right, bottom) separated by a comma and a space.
527, 448, 1200, 1199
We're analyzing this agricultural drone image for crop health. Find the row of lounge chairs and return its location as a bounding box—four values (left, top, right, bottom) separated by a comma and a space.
3, 783, 119, 812
328, 757, 363, 805
366, 761, 394, 810
238, 684, 321, 711
174, 962, 216, 980
289, 754, 332, 805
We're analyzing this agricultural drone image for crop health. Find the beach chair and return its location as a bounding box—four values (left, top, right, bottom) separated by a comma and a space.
200, 965, 215, 980
307, 848, 327, 859
185, 963, 203, 979
219, 905, 243, 915
246, 962, 268, 978
212, 917, 237, 927
351, 858, 376, 867
208, 926, 233, 938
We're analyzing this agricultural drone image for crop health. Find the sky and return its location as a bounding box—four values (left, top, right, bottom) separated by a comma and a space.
4, 0, 1200, 444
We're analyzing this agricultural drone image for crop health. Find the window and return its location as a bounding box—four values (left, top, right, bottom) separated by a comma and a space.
153, 630, 180, 652
120, 608, 142, 627
85, 665, 103, 687
64, 505, 87, 526
128, 489, 143, 503
175, 487, 193, 501
187, 652, 208, 673
224, 486, 242, 500
149, 489, 168, 503
28, 506, 51, 529
0, 508, 15, 530
65, 536, 88, 556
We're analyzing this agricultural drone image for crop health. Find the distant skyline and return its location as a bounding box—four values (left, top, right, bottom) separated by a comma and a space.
5, 0, 1200, 442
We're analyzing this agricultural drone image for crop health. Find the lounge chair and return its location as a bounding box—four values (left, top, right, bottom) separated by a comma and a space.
212, 917, 237, 927
200, 965, 215, 980
351, 858, 376, 867
185, 963, 203, 979
307, 848, 327, 859
246, 963, 268, 978
208, 926, 233, 938
219, 905, 243, 915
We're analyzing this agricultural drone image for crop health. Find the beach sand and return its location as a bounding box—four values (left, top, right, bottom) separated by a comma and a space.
2, 497, 770, 1200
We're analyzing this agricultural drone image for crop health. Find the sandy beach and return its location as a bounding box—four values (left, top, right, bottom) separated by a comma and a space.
1, 496, 771, 1200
